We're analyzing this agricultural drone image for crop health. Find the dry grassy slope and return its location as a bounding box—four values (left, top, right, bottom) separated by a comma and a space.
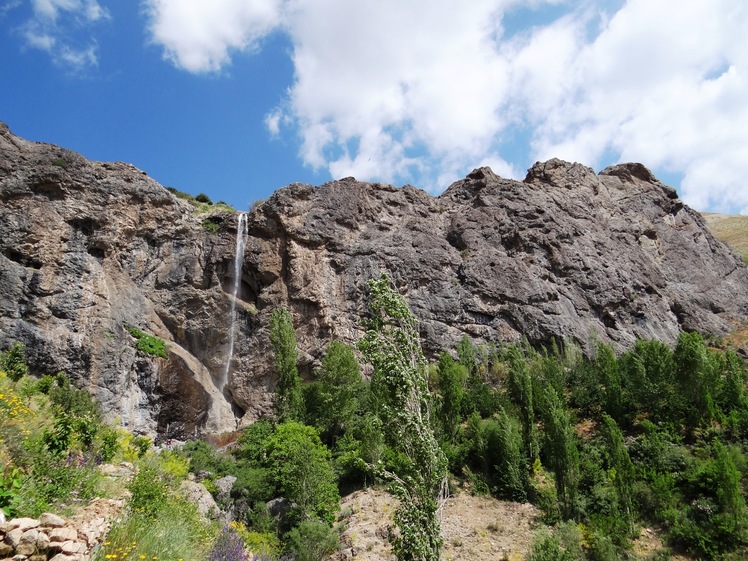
329, 487, 540, 561
702, 212, 748, 262
329, 488, 691, 561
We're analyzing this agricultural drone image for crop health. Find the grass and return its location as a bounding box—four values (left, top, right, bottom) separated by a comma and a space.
702, 213, 748, 263
165, 186, 235, 215
95, 497, 213, 561
125, 326, 168, 359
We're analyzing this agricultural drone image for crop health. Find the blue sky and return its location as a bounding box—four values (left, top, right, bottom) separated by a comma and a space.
1, 1, 747, 213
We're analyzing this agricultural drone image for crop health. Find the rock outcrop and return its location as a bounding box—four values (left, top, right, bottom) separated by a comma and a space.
1, 122, 747, 435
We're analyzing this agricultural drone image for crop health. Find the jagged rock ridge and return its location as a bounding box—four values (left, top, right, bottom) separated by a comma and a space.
1, 122, 747, 435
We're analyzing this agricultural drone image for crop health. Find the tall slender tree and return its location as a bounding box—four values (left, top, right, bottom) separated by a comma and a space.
270, 308, 303, 422
358, 274, 448, 561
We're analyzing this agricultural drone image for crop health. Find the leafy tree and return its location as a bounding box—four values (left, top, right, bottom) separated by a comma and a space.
506, 345, 539, 466
264, 422, 339, 525
600, 414, 634, 533
270, 308, 303, 422
435, 352, 466, 440
480, 411, 527, 501
456, 335, 477, 374
674, 331, 720, 429
541, 386, 580, 520
304, 340, 364, 442
0, 343, 29, 382
713, 442, 747, 541
358, 274, 448, 561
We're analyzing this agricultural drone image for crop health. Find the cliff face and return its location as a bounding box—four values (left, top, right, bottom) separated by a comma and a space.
1, 123, 747, 435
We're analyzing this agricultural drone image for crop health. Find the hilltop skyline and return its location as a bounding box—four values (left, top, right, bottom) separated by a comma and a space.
1, 1, 746, 213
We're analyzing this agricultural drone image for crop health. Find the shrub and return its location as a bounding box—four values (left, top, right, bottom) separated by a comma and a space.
202, 218, 220, 234
208, 525, 249, 561
98, 495, 211, 561
526, 530, 577, 561
128, 461, 168, 516
131, 435, 152, 458
195, 193, 213, 204
0, 343, 29, 382
286, 520, 339, 561
125, 326, 168, 359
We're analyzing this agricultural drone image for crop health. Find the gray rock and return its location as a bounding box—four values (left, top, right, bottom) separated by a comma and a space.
179, 480, 218, 520
214, 475, 237, 503
1, 123, 748, 435
38, 513, 65, 528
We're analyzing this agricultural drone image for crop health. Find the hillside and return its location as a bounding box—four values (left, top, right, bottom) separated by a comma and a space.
702, 213, 748, 263
1, 121, 748, 436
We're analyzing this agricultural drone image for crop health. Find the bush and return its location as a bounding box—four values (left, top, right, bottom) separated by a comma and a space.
208, 525, 249, 561
128, 461, 168, 516
97, 495, 211, 561
0, 343, 29, 382
195, 193, 213, 204
526, 530, 578, 561
286, 520, 339, 561
125, 326, 168, 359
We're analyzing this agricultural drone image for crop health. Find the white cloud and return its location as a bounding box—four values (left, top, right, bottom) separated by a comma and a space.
142, 0, 285, 73
19, 0, 109, 69
143, 0, 748, 211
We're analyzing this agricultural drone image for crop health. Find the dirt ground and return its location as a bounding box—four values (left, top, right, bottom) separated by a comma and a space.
330, 487, 699, 561
331, 487, 540, 561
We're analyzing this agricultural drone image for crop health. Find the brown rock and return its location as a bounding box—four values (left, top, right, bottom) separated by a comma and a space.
5, 528, 23, 547
0, 542, 13, 557
47, 528, 77, 544
6, 520, 37, 533
58, 541, 81, 555
39, 513, 65, 528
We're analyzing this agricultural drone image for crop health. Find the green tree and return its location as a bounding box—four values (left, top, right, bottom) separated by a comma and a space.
0, 343, 29, 382
713, 442, 747, 541
600, 414, 634, 533
435, 352, 466, 440
480, 411, 527, 501
264, 422, 340, 525
456, 335, 477, 374
270, 308, 303, 422
358, 274, 448, 561
541, 386, 580, 520
304, 341, 364, 442
506, 345, 539, 466
674, 331, 720, 428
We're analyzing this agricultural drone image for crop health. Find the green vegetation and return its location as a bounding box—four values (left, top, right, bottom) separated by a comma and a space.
359, 274, 448, 561
125, 325, 168, 359
4, 271, 748, 560
165, 186, 235, 214
270, 308, 303, 422
51, 157, 70, 169
0, 342, 29, 382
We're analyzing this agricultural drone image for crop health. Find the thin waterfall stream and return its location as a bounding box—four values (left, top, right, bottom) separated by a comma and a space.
221, 212, 248, 392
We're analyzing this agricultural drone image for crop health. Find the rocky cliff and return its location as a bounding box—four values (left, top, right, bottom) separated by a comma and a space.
1, 122, 747, 435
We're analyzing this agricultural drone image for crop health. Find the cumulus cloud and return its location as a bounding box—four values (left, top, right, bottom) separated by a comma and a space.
18, 0, 109, 69
143, 0, 748, 211
142, 0, 285, 73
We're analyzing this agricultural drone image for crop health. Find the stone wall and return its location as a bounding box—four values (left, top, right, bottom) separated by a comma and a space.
0, 501, 123, 561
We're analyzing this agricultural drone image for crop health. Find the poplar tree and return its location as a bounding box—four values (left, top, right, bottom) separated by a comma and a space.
270, 307, 303, 422
358, 274, 448, 561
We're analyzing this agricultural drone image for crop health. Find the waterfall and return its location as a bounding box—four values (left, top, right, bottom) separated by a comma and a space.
221, 212, 248, 392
